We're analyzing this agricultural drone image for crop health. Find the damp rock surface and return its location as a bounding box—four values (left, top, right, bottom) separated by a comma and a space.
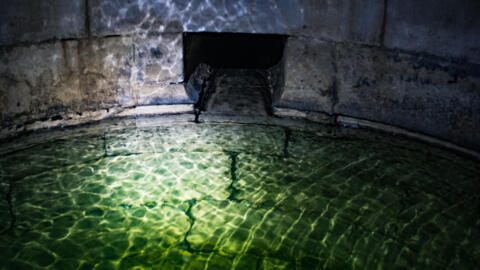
204, 69, 272, 117
0, 121, 479, 269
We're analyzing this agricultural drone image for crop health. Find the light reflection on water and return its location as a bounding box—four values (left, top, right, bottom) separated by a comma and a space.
0, 121, 479, 269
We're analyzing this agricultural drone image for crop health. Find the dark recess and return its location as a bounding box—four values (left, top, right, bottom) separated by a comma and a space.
183, 32, 287, 82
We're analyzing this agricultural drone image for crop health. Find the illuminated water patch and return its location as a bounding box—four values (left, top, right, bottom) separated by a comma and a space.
0, 121, 479, 269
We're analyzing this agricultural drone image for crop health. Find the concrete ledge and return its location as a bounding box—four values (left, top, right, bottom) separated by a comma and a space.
272, 107, 334, 124
0, 105, 194, 140
271, 107, 480, 160
337, 115, 480, 161
1, 113, 478, 163
117, 104, 193, 117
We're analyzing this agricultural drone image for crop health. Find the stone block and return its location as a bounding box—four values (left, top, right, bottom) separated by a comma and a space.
384, 0, 480, 63
78, 36, 135, 109
273, 37, 336, 114
88, 0, 304, 36
334, 44, 480, 150
0, 0, 86, 45
0, 41, 81, 126
131, 33, 190, 105
301, 0, 384, 45
135, 84, 191, 105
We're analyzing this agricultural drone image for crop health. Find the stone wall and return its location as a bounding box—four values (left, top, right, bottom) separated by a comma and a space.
0, 0, 479, 151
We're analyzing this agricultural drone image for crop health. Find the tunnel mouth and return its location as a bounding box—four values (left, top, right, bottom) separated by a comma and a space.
183, 32, 287, 82
183, 32, 287, 118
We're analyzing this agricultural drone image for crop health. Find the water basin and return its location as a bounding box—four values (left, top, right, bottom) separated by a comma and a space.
0, 117, 479, 269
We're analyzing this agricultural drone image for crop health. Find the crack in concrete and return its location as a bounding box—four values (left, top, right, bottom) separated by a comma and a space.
193, 109, 200, 123
7, 181, 15, 231
178, 199, 197, 253
259, 70, 273, 116
1, 180, 16, 234
226, 151, 241, 202
283, 128, 291, 158
193, 68, 215, 123
102, 131, 107, 157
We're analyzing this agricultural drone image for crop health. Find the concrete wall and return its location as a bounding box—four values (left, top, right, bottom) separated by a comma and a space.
384, 0, 480, 63
0, 0, 479, 151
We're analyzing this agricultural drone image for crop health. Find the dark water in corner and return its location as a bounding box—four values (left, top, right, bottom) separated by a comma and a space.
0, 122, 479, 270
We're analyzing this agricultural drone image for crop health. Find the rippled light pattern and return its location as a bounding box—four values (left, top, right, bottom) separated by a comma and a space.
0, 122, 479, 269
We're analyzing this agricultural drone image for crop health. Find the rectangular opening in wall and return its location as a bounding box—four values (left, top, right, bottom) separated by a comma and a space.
183, 32, 287, 82
183, 32, 287, 117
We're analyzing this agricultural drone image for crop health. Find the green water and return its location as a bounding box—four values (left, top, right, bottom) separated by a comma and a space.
0, 121, 479, 269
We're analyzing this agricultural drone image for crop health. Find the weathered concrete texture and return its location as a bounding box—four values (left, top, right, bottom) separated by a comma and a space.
132, 33, 190, 105
0, 41, 81, 128
335, 43, 480, 151
135, 83, 191, 106
204, 69, 271, 116
89, 0, 304, 36
337, 116, 480, 161
0, 0, 86, 45
301, 0, 384, 45
78, 36, 135, 109
384, 0, 480, 64
273, 37, 336, 114
133, 34, 183, 83
88, 0, 383, 45
267, 59, 284, 98
118, 104, 193, 117
273, 107, 334, 124
0, 33, 195, 138
185, 63, 212, 103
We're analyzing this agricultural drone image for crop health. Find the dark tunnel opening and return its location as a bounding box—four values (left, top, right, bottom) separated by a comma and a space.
183, 32, 288, 119
183, 32, 287, 82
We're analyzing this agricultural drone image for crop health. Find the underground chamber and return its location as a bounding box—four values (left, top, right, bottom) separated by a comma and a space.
1, 3, 480, 269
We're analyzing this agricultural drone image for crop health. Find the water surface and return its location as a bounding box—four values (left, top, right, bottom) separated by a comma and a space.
0, 121, 479, 269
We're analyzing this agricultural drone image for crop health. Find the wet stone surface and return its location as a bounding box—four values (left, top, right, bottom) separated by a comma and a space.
204, 69, 271, 117
0, 122, 479, 269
